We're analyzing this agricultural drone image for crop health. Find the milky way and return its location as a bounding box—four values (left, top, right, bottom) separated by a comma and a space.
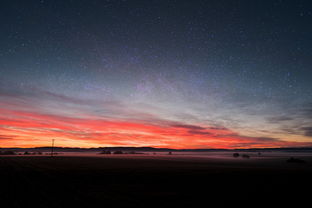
0, 0, 312, 148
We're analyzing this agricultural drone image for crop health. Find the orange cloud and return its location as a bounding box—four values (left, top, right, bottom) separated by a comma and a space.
1, 107, 312, 149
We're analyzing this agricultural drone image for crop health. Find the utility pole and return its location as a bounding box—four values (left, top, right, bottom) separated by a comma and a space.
51, 139, 55, 157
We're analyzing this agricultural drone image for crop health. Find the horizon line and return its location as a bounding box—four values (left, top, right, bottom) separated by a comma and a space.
2, 146, 312, 150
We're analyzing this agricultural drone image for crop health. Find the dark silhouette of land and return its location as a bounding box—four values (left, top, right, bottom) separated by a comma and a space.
1, 153, 312, 207
2, 146, 312, 152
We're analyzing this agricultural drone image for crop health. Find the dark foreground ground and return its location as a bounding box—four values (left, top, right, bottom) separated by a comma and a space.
1, 155, 312, 207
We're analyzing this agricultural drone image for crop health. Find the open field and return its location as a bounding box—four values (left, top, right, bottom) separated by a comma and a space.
1, 154, 312, 207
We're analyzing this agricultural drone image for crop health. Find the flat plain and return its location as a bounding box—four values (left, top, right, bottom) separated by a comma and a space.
1, 153, 312, 207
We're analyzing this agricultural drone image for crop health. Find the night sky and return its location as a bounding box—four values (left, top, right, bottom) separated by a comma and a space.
1, 0, 312, 148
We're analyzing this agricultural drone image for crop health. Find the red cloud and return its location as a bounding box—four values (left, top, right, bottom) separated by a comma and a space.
1, 108, 312, 149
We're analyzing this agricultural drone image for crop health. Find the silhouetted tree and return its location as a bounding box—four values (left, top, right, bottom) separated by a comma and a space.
0, 151, 16, 155
113, 150, 123, 154
242, 154, 250, 159
286, 157, 306, 164
100, 150, 111, 154
233, 153, 240, 158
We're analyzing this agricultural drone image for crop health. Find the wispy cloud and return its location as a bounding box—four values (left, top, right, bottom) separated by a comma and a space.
301, 127, 312, 137
1, 87, 312, 148
0, 134, 14, 140
1, 107, 312, 148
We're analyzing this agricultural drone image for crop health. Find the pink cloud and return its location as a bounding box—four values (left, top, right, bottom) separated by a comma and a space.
1, 107, 312, 149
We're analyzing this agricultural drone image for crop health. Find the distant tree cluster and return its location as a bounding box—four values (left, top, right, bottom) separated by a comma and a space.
232, 153, 250, 159
287, 157, 306, 164
100, 150, 112, 154
99, 150, 125, 154
242, 154, 250, 159
233, 153, 240, 158
23, 151, 43, 155
0, 151, 16, 155
100, 150, 147, 155
113, 150, 123, 154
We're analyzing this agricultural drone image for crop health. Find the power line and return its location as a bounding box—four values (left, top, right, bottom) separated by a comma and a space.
51, 139, 55, 157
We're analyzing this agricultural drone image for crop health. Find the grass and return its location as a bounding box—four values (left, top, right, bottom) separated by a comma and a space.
0, 155, 311, 207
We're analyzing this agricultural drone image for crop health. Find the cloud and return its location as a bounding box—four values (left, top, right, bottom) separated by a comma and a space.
267, 116, 294, 123
1, 87, 312, 148
1, 107, 312, 149
171, 124, 206, 130
0, 86, 101, 109
0, 135, 13, 140
187, 130, 212, 136
261, 102, 312, 137
301, 127, 312, 137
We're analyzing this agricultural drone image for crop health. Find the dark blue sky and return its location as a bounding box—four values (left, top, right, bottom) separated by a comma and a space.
0, 0, 312, 148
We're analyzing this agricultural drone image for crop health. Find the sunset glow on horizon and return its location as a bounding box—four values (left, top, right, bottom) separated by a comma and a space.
1, 108, 312, 149
1, 88, 312, 149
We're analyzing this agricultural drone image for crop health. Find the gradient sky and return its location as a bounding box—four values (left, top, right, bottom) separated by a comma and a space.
1, 0, 312, 149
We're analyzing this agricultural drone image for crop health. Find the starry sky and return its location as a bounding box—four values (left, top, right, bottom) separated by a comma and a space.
1, 0, 312, 149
